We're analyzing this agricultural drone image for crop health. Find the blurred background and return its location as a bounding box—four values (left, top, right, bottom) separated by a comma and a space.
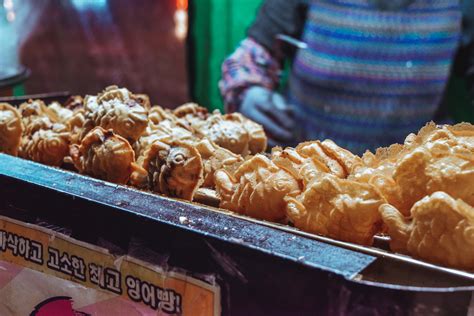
0, 0, 472, 121
0, 0, 261, 110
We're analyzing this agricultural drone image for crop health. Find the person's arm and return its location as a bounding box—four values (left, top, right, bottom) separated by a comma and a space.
247, 0, 309, 53
219, 0, 307, 146
219, 37, 281, 113
219, 39, 294, 145
220, 0, 308, 112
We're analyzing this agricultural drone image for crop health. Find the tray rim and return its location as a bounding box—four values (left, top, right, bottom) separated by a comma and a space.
2, 153, 474, 291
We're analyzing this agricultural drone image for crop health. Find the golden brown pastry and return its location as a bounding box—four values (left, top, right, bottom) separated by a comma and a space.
134, 137, 243, 193
444, 122, 474, 147
19, 129, 69, 166
196, 112, 250, 154
133, 139, 203, 200
70, 127, 138, 184
134, 118, 195, 160
195, 112, 267, 155
393, 136, 474, 213
131, 106, 206, 196
148, 116, 194, 140
134, 132, 169, 161
215, 155, 301, 222
134, 110, 243, 193
317, 139, 362, 175
148, 106, 176, 126
83, 95, 99, 113
238, 113, 267, 155
349, 145, 409, 215
380, 192, 474, 270
18, 99, 71, 166
402, 122, 474, 150
83, 86, 148, 142
173, 103, 209, 123
173, 103, 267, 156
19, 99, 54, 134
348, 125, 443, 198
65, 108, 86, 144
348, 122, 474, 216
63, 95, 84, 111
85, 98, 148, 142
286, 173, 384, 245
19, 99, 49, 119
97, 85, 132, 104
194, 138, 243, 187
0, 103, 23, 156
97, 85, 151, 109
295, 140, 360, 178
23, 116, 56, 136
48, 101, 74, 123
132, 94, 151, 110
271, 146, 327, 186
271, 140, 361, 185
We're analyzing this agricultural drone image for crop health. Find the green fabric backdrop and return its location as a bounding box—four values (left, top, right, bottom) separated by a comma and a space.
189, 0, 262, 112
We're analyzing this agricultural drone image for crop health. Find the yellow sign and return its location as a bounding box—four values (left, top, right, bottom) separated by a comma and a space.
0, 216, 220, 315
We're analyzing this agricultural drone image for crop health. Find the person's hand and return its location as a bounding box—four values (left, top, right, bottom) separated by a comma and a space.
239, 86, 295, 148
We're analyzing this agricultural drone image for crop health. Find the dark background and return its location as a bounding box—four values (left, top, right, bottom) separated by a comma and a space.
19, 0, 188, 108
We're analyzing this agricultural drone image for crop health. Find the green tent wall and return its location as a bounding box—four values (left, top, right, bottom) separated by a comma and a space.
189, 0, 262, 112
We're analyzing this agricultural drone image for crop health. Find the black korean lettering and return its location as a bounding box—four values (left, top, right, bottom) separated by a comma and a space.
157, 287, 165, 301
59, 252, 73, 275
47, 247, 60, 270
175, 292, 182, 314
71, 256, 86, 281
125, 275, 182, 314
104, 268, 122, 295
6, 233, 19, 256
141, 281, 157, 309
29, 241, 43, 265
17, 237, 30, 260
125, 275, 141, 302
0, 230, 6, 252
159, 290, 182, 314
89, 263, 104, 287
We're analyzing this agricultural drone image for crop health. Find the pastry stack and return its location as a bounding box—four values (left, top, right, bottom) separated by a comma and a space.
1, 86, 474, 270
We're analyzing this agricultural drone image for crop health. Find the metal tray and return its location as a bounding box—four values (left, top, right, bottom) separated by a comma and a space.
1, 153, 473, 288
3, 153, 474, 314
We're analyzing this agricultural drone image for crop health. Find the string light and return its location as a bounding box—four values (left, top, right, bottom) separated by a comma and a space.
174, 0, 188, 40
176, 0, 188, 11
3, 0, 15, 22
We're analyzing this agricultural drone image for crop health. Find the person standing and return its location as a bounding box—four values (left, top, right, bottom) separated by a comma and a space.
220, 0, 474, 154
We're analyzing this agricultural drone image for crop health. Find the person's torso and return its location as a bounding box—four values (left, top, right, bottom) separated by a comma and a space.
289, 0, 462, 154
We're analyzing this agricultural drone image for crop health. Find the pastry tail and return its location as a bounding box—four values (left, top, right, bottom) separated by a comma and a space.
129, 163, 149, 189
379, 204, 411, 253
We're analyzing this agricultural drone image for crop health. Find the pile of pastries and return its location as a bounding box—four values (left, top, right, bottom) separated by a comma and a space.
1, 85, 474, 270
216, 123, 474, 270
0, 86, 266, 200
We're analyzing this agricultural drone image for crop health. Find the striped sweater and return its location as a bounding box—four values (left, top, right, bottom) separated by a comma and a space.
220, 0, 474, 154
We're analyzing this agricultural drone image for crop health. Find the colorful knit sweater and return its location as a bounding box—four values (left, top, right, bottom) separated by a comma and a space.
220, 0, 474, 154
